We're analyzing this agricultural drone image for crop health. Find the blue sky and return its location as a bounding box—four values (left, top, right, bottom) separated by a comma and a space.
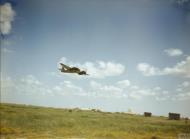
1, 0, 190, 117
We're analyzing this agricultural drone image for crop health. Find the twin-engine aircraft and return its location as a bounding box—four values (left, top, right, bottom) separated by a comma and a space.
59, 63, 88, 75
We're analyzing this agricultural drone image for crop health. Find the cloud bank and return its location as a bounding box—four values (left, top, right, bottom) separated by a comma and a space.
1, 74, 190, 101
59, 57, 125, 79
164, 48, 183, 57
0, 3, 15, 35
2, 48, 13, 53
137, 56, 190, 78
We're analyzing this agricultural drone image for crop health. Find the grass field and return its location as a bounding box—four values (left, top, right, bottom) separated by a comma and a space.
0, 103, 190, 139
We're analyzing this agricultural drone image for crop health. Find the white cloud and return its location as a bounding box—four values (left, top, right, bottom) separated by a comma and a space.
51, 81, 86, 96
47, 72, 62, 78
2, 74, 190, 102
131, 89, 156, 97
156, 90, 190, 101
1, 75, 52, 97
89, 80, 161, 99
128, 93, 142, 100
116, 80, 130, 88
90, 81, 102, 89
137, 56, 190, 78
2, 74, 127, 99
2, 75, 84, 97
1, 76, 14, 88
163, 56, 190, 77
0, 3, 15, 35
90, 81, 123, 98
130, 85, 139, 90
154, 87, 161, 91
103, 86, 122, 94
18, 75, 50, 95
61, 81, 83, 93
182, 81, 190, 87
162, 90, 169, 95
2, 48, 13, 53
176, 81, 190, 91
164, 48, 183, 57
176, 88, 183, 92
173, 92, 190, 101
53, 86, 62, 92
59, 57, 125, 79
155, 96, 170, 101
21, 75, 42, 86
137, 63, 161, 76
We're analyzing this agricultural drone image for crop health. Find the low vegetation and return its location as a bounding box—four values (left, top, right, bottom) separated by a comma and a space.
0, 103, 190, 139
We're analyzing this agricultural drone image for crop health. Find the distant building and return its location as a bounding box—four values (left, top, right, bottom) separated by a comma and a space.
168, 113, 180, 120
144, 112, 152, 117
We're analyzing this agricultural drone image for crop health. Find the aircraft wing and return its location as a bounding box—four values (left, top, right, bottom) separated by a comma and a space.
60, 63, 71, 70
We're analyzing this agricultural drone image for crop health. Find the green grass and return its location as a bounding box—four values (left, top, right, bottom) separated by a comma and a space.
0, 103, 190, 139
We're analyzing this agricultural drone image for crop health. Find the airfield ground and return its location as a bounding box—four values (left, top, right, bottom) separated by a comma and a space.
0, 103, 190, 139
